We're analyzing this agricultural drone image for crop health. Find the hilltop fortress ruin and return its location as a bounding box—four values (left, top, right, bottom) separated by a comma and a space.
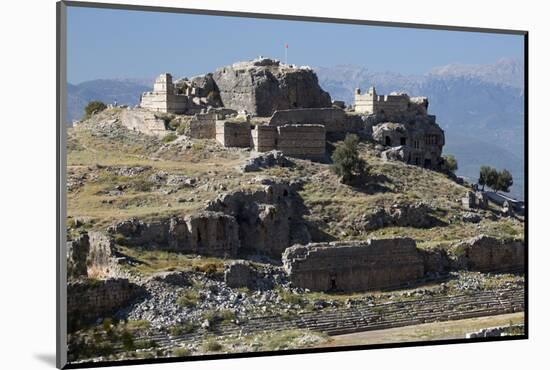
129, 57, 446, 169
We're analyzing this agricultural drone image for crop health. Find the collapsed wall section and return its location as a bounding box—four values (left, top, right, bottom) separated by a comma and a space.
119, 109, 169, 138
451, 235, 524, 273
282, 238, 424, 291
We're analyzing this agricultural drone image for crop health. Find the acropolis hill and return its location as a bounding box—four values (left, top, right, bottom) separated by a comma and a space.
66, 56, 525, 362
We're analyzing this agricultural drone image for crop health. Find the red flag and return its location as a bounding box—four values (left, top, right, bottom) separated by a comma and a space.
285, 43, 288, 48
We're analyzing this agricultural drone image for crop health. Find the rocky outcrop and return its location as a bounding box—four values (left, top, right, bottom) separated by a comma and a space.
206, 179, 302, 257
451, 235, 524, 273
239, 150, 293, 173
355, 202, 443, 232
108, 211, 240, 257
212, 57, 331, 116
282, 238, 424, 292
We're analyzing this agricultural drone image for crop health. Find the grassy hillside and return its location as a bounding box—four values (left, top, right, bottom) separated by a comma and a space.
67, 108, 523, 245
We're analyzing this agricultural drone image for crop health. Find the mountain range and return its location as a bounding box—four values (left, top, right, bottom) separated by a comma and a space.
66, 58, 525, 199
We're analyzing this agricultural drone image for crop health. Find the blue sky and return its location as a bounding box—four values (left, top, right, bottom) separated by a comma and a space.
67, 6, 524, 84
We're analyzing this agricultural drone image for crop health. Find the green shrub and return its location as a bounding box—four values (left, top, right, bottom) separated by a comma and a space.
195, 262, 220, 275
176, 289, 199, 308
131, 178, 154, 192
442, 154, 458, 173
84, 101, 107, 119
219, 309, 236, 323
134, 339, 158, 349
331, 134, 368, 185
169, 321, 196, 336
121, 330, 135, 351
277, 289, 305, 306
176, 121, 189, 135
173, 347, 191, 357
162, 133, 177, 143
202, 339, 223, 352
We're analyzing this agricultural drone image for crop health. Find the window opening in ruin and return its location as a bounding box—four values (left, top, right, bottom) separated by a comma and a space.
400, 137, 406, 146
197, 229, 202, 243
385, 136, 391, 146
424, 158, 432, 168
283, 189, 288, 197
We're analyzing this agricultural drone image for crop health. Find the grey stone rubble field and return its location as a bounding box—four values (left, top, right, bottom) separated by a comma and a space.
111, 269, 522, 330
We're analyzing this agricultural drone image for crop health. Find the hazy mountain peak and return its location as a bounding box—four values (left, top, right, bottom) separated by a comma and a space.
428, 58, 524, 89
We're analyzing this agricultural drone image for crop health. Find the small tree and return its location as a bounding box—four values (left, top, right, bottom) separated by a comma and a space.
478, 166, 490, 191
331, 134, 367, 185
84, 100, 107, 119
496, 169, 513, 192
479, 165, 499, 191
486, 167, 499, 190
442, 154, 458, 174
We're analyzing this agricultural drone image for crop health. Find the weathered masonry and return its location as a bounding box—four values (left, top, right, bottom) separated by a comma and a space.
140, 73, 188, 114
269, 107, 346, 133
215, 120, 252, 147
354, 86, 428, 117
282, 238, 424, 291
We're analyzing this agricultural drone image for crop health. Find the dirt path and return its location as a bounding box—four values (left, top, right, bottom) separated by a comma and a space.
318, 312, 524, 347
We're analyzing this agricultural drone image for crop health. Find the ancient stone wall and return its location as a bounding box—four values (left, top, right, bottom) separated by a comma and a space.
215, 121, 251, 147
119, 109, 169, 138
276, 124, 326, 160
67, 278, 142, 326
451, 235, 524, 273
188, 112, 217, 139
108, 211, 240, 257
282, 238, 425, 291
251, 125, 277, 152
140, 73, 189, 114
354, 87, 428, 118
67, 231, 118, 279
268, 108, 346, 133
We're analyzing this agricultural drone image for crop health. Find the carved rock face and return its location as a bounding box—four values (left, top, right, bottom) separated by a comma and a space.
212, 60, 332, 117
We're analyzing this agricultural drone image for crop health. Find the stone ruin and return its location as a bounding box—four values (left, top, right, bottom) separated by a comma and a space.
107, 211, 240, 258
130, 58, 449, 166
451, 235, 524, 273
140, 73, 189, 114
67, 231, 119, 279
282, 238, 425, 291
354, 86, 428, 117
462, 191, 488, 210
355, 86, 446, 170
282, 235, 525, 292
